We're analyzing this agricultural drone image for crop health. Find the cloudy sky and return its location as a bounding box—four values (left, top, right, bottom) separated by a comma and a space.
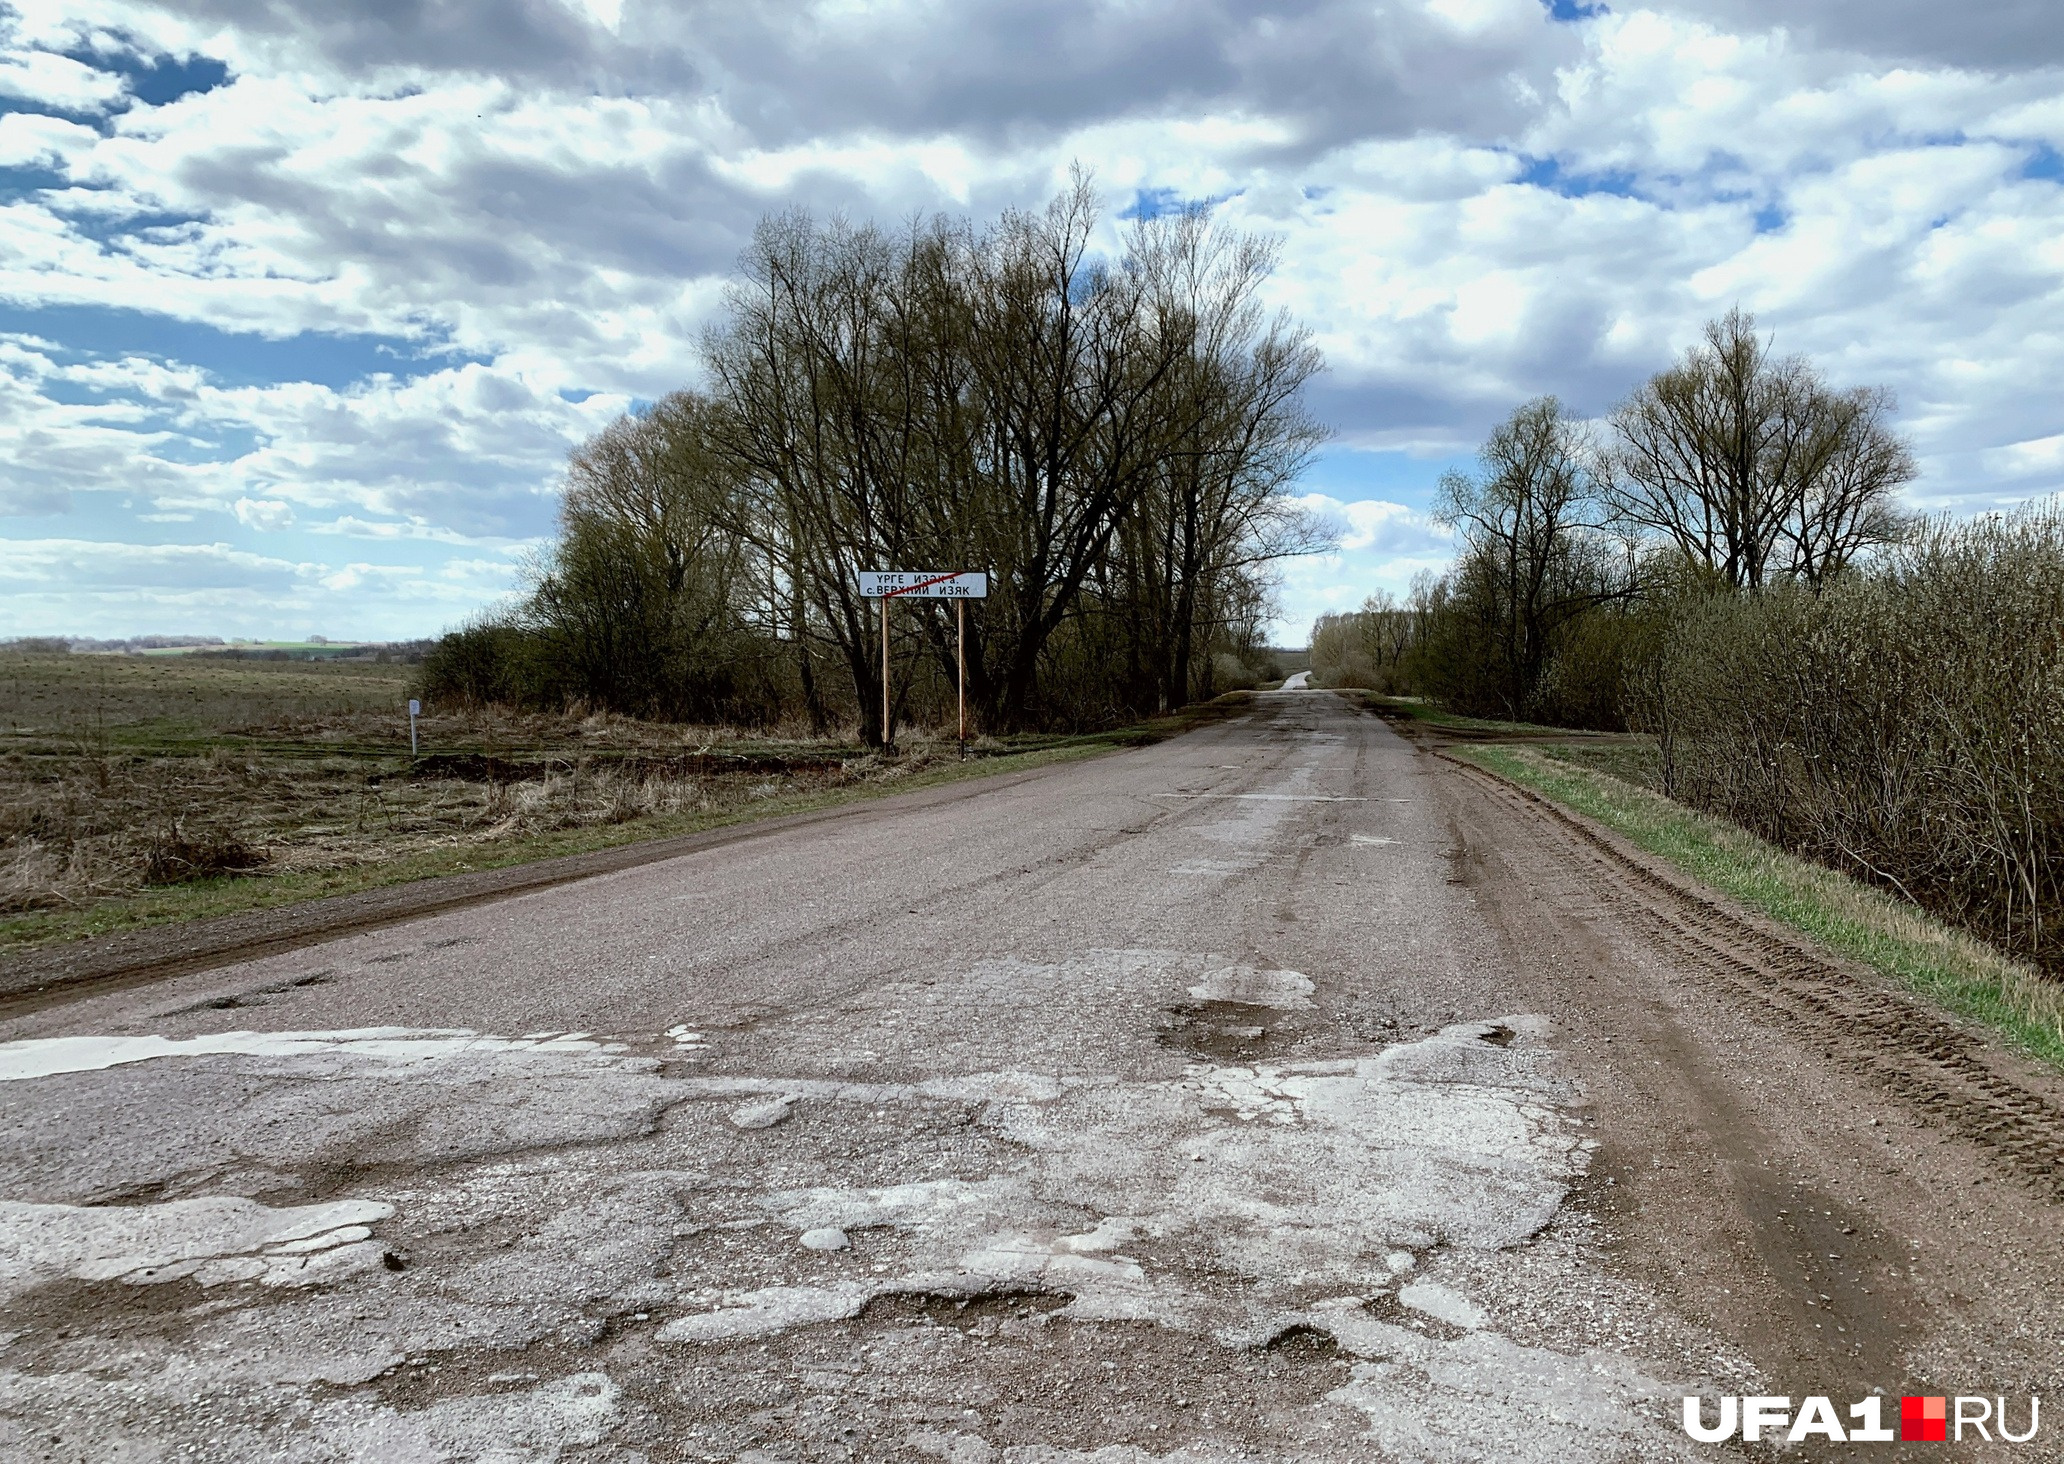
2, 0, 2061, 643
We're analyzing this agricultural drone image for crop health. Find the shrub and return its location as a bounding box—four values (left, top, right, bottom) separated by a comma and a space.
1637, 505, 2064, 970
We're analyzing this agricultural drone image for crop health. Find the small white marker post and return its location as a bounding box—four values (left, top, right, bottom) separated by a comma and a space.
407, 698, 421, 757
858, 571, 989, 756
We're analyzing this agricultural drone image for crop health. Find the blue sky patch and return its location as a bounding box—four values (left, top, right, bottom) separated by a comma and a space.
1119, 186, 1231, 220
0, 162, 72, 196
65, 44, 231, 108
0, 304, 482, 391
1514, 156, 1642, 200
51, 206, 212, 248
1300, 445, 1470, 516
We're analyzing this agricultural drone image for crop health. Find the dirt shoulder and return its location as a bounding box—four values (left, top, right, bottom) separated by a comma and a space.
1432, 744, 2064, 1452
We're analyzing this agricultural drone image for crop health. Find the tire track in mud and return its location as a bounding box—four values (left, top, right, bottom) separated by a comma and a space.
1440, 753, 2064, 1201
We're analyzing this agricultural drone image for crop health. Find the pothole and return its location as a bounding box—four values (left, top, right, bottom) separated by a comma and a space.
1156, 1000, 1297, 1059
1259, 1322, 1344, 1359
858, 1286, 1073, 1330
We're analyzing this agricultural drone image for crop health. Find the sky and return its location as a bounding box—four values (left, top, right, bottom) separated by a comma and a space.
1, 0, 2061, 646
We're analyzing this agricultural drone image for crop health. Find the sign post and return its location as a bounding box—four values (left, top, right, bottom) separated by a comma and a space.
407, 698, 421, 757
858, 571, 989, 756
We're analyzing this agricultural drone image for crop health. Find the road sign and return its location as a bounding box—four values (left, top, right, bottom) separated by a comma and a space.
859, 571, 988, 600
407, 698, 420, 757
860, 571, 987, 753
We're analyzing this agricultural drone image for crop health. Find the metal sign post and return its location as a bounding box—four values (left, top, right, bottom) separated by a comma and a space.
407, 698, 421, 757
858, 572, 989, 756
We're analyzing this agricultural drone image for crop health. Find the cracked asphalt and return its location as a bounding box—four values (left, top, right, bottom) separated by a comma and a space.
2, 689, 2061, 1461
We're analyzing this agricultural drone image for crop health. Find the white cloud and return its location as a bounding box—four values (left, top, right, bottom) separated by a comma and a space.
0, 1, 2060, 642
1275, 493, 1454, 636
1296, 494, 1452, 557
0, 47, 125, 110
0, 538, 527, 640
1983, 433, 2064, 481
231, 496, 293, 530
0, 111, 101, 168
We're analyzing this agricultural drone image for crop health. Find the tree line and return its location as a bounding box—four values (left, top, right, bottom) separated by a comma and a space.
1314, 310, 2063, 972
1314, 308, 1915, 721
425, 178, 1328, 741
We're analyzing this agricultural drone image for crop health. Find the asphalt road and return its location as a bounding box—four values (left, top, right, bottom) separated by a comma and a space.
3, 690, 2062, 1461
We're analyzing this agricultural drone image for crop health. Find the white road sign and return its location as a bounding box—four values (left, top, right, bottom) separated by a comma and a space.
859, 571, 989, 599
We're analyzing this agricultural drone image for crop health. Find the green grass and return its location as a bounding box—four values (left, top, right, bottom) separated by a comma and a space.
0, 699, 1242, 958
1342, 691, 1586, 739
1523, 737, 1663, 789
1457, 742, 2064, 1070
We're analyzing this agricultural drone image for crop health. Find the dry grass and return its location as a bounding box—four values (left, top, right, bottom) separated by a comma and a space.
0, 651, 414, 738
0, 650, 1238, 953
1, 652, 959, 926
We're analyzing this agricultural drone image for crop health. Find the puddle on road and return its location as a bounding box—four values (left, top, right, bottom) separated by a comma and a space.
1160, 966, 1316, 1060
1158, 1000, 1296, 1061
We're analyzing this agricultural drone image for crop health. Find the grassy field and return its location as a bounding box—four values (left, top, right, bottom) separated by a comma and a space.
0, 652, 1235, 956
1, 653, 414, 742
1460, 741, 2064, 1070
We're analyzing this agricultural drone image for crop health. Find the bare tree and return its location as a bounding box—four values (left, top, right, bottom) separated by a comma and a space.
1109, 203, 1329, 710
701, 212, 938, 744
528, 396, 765, 719
1605, 308, 1914, 588
1431, 397, 1630, 715
697, 176, 1328, 737
1776, 384, 1917, 587
486, 178, 1334, 739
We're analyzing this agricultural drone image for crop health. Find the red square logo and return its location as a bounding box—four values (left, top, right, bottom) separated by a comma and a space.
1902, 1396, 1948, 1442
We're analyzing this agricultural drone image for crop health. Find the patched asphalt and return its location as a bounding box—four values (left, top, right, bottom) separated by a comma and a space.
3, 690, 2061, 1462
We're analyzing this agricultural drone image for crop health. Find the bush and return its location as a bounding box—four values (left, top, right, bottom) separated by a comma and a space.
1637, 506, 2064, 970
417, 619, 554, 710
1211, 652, 1259, 692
